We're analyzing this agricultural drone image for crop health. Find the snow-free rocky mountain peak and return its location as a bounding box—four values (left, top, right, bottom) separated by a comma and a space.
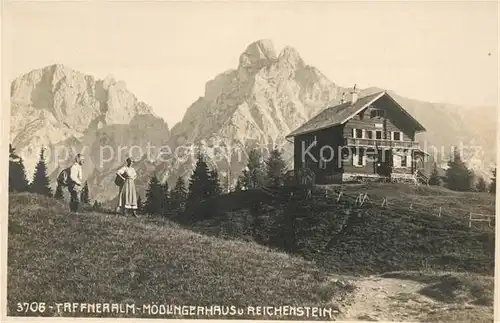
10, 40, 496, 201
10, 64, 170, 201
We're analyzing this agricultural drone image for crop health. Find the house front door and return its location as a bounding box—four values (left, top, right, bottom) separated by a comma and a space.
376, 149, 392, 176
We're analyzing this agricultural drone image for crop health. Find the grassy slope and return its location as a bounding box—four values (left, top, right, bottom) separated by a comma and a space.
7, 193, 354, 319
315, 184, 495, 275
191, 183, 495, 275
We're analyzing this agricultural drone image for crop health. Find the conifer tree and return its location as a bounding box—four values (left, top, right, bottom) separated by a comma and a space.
445, 147, 474, 191
234, 178, 243, 192
489, 168, 496, 194
161, 181, 170, 215
265, 148, 288, 188
476, 176, 487, 192
242, 149, 265, 189
54, 184, 64, 200
30, 147, 53, 197
170, 177, 187, 209
428, 162, 441, 186
144, 175, 163, 215
208, 168, 222, 197
187, 153, 212, 204
9, 144, 29, 193
81, 181, 90, 204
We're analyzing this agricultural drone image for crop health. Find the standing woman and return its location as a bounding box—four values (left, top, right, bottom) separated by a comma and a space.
116, 158, 138, 217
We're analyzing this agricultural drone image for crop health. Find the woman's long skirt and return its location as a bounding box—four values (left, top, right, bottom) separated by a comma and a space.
118, 179, 138, 210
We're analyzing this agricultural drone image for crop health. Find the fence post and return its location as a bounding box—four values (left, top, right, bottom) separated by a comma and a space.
438, 207, 442, 217
469, 213, 472, 228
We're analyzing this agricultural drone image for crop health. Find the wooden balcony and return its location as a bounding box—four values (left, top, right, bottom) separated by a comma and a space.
345, 138, 420, 149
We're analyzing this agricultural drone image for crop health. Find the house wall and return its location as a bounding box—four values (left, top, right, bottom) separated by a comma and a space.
293, 126, 344, 182
342, 98, 418, 176
343, 101, 415, 141
293, 95, 423, 183
294, 132, 319, 173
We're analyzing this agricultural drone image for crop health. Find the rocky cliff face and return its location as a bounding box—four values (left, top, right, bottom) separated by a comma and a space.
10, 64, 169, 201
10, 41, 496, 202
162, 40, 345, 189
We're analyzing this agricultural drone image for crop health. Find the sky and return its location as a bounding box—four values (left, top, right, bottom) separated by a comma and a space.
5, 1, 498, 127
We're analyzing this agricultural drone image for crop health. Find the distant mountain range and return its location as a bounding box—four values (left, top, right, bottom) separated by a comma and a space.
9, 40, 496, 202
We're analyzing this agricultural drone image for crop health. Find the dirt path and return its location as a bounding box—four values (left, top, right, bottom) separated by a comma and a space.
340, 275, 440, 322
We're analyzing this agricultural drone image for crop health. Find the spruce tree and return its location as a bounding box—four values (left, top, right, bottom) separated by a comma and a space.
9, 144, 29, 193
161, 181, 170, 215
489, 168, 496, 194
445, 147, 474, 191
170, 177, 187, 209
208, 168, 222, 197
265, 148, 288, 188
81, 181, 90, 204
144, 175, 163, 215
187, 153, 212, 204
428, 162, 441, 186
476, 176, 487, 192
242, 149, 265, 189
234, 178, 243, 192
30, 147, 53, 197
54, 184, 64, 200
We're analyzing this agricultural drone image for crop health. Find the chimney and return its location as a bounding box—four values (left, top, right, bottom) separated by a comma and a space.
351, 84, 359, 104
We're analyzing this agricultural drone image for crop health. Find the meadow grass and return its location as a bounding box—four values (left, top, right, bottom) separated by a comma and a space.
7, 193, 353, 319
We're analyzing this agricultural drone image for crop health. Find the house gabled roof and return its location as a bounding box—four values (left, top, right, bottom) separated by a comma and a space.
286, 91, 426, 138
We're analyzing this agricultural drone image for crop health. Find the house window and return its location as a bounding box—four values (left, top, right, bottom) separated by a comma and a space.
393, 149, 412, 168
392, 131, 403, 141
353, 149, 365, 167
401, 149, 412, 167
366, 130, 373, 139
370, 109, 385, 118
393, 154, 401, 168
375, 130, 383, 139
353, 129, 363, 138
401, 154, 407, 167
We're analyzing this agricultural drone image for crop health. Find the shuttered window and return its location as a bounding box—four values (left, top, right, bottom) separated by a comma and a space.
352, 128, 364, 139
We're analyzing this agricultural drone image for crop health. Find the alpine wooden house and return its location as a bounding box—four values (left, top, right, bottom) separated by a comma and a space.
286, 89, 429, 184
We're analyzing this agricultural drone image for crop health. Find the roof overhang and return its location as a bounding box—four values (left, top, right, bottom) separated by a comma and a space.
285, 91, 426, 138
285, 122, 342, 139
413, 148, 431, 156
383, 93, 426, 132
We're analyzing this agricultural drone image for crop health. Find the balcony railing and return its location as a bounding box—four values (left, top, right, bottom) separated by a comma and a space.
346, 138, 420, 149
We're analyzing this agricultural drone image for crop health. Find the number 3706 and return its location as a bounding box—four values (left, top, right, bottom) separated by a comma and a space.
16, 302, 46, 313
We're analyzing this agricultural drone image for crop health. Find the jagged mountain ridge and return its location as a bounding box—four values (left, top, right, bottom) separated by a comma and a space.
10, 40, 496, 202
10, 64, 170, 201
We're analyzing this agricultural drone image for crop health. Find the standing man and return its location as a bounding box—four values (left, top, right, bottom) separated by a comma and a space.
68, 154, 84, 212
